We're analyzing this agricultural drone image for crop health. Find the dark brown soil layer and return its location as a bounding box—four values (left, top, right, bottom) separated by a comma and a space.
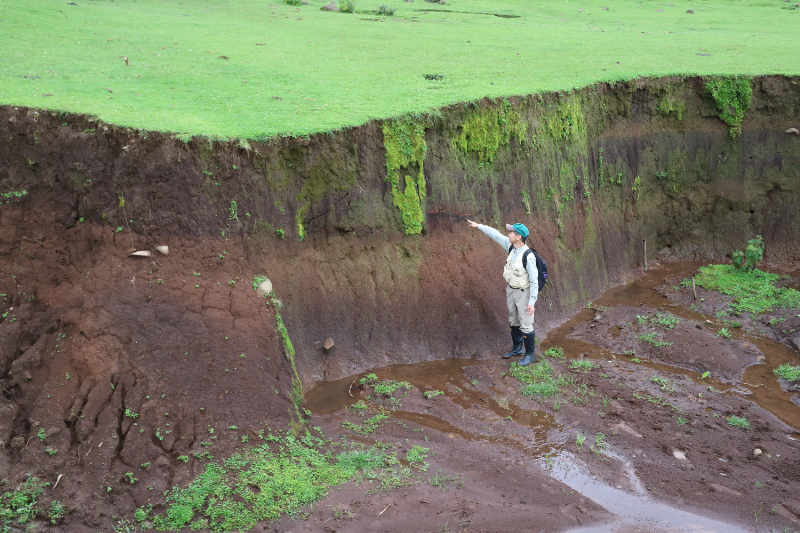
0, 75, 799, 530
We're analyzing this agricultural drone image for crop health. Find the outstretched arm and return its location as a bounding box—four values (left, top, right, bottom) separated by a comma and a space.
467, 220, 510, 250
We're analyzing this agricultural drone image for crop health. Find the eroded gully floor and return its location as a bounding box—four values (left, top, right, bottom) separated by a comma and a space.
304, 262, 800, 532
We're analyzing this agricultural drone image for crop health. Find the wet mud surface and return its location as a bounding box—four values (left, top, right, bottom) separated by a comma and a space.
299, 263, 800, 533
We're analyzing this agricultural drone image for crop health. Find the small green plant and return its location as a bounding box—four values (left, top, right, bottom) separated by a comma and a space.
116, 226, 123, 233
45, 447, 58, 456
700, 371, 710, 380
569, 360, 596, 372
37, 429, 46, 441
576, 432, 587, 450
124, 472, 137, 484
717, 328, 732, 339
275, 228, 285, 238
124, 408, 138, 419
228, 200, 239, 221
349, 400, 368, 411
727, 415, 750, 430
649, 375, 674, 393
638, 332, 673, 347
542, 346, 565, 359
732, 235, 764, 271
676, 417, 687, 426
652, 313, 680, 329
339, 0, 355, 12
773, 363, 800, 382
177, 455, 189, 463
252, 275, 268, 292
48, 500, 67, 524
372, 379, 412, 396
590, 433, 611, 457
376, 4, 395, 15
406, 445, 429, 468
423, 390, 444, 399
141, 462, 151, 469
285, 0, 302, 5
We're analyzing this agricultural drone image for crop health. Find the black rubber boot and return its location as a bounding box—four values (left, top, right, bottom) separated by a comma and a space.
518, 331, 536, 367
502, 326, 525, 359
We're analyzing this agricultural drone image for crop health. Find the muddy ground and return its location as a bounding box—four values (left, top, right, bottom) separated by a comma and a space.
294, 263, 800, 533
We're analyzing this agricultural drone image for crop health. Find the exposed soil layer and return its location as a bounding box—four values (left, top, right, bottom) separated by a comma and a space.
299, 264, 800, 533
0, 75, 799, 530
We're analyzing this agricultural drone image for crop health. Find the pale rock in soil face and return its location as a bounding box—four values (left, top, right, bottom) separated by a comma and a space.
256, 279, 273, 297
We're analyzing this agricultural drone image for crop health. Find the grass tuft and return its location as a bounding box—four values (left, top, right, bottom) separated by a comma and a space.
773, 364, 800, 383
146, 434, 391, 531
726, 415, 750, 430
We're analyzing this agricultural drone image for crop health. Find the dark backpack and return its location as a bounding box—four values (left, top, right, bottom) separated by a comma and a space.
508, 246, 548, 291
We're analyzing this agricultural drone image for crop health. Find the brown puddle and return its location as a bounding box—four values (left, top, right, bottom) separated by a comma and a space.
306, 357, 560, 458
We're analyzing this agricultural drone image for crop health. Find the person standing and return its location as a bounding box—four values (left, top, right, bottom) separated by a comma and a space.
467, 219, 538, 366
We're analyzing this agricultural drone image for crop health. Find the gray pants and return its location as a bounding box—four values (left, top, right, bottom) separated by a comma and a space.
506, 285, 535, 334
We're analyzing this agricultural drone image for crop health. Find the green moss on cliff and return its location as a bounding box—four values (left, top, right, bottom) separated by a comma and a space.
270, 293, 304, 417
451, 101, 527, 164
542, 100, 585, 142
705, 76, 752, 138
294, 158, 354, 241
658, 96, 685, 121
383, 117, 428, 235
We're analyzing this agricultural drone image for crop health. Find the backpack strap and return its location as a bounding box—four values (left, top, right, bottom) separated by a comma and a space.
522, 248, 533, 270
509, 246, 533, 269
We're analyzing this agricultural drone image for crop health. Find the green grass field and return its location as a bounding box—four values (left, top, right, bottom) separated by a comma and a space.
1, 0, 798, 139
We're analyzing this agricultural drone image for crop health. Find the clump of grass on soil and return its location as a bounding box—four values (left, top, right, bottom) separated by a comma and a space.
569, 360, 596, 372
360, 374, 412, 396
693, 265, 800, 315
773, 364, 800, 382
0, 476, 67, 528
140, 431, 409, 531
510, 360, 573, 398
727, 415, 750, 430
542, 346, 565, 359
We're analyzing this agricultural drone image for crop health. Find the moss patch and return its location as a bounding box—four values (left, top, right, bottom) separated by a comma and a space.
383, 117, 428, 235
542, 100, 585, 143
451, 101, 527, 164
705, 76, 752, 138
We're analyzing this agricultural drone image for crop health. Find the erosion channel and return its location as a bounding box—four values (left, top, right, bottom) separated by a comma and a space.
0, 75, 799, 531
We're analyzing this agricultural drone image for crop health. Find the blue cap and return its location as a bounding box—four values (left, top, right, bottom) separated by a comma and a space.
505, 223, 529, 239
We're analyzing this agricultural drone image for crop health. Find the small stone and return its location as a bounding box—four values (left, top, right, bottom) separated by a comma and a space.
686, 9, 694, 13
321, 1, 337, 10
786, 128, 799, 135
256, 279, 273, 297
754, 448, 762, 457
673, 450, 687, 460
155, 245, 169, 255
324, 337, 335, 350
756, 355, 766, 362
